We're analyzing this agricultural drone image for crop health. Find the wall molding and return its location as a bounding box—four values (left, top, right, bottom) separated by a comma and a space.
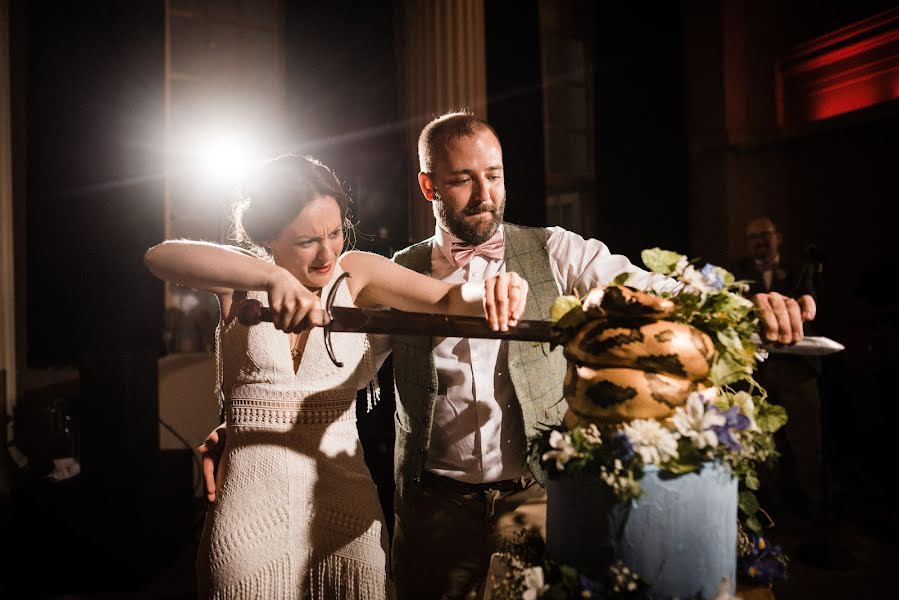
777, 7, 899, 128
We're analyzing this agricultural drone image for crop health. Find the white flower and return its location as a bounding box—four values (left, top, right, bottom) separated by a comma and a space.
582, 286, 605, 313
680, 264, 718, 295
696, 386, 719, 404
521, 566, 549, 600
732, 391, 760, 432
623, 420, 679, 465
672, 392, 726, 449
582, 423, 602, 445
541, 430, 579, 470
733, 293, 754, 308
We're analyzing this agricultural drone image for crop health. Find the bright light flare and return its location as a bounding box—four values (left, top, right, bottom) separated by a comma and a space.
193, 133, 263, 187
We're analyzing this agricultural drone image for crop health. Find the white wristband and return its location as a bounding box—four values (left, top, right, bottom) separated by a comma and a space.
460, 280, 486, 303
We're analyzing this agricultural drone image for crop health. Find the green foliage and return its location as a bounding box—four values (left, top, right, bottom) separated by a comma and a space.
550, 295, 583, 323
640, 248, 683, 274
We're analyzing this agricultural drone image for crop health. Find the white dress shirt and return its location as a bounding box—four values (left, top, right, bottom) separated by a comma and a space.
754, 254, 780, 291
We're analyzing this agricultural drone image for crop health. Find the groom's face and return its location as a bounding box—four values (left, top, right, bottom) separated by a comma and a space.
419, 128, 506, 245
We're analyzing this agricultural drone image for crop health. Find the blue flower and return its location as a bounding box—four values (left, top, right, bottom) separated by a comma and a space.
700, 263, 725, 290
607, 432, 636, 464
578, 573, 604, 597
709, 406, 751, 451
738, 532, 788, 584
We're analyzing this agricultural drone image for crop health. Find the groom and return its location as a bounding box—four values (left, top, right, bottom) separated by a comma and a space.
386, 111, 814, 599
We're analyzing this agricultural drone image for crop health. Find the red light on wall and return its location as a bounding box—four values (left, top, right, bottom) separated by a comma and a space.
811, 71, 899, 120
779, 8, 899, 128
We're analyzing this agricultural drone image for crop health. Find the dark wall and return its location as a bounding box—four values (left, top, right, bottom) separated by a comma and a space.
779, 0, 898, 47
593, 3, 690, 261
485, 0, 546, 227
12, 1, 170, 592
283, 0, 406, 252
21, 0, 165, 367
783, 109, 899, 335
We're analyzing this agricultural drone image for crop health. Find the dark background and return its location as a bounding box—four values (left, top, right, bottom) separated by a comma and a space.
3, 0, 898, 597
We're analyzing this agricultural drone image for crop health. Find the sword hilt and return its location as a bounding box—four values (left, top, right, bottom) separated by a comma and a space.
236, 271, 349, 366
236, 298, 270, 326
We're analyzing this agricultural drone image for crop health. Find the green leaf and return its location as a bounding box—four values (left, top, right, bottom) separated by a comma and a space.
557, 564, 580, 587
549, 295, 582, 322
641, 248, 683, 275
664, 460, 701, 475
716, 328, 744, 355
756, 404, 788, 433
745, 515, 763, 535
743, 470, 760, 490
710, 356, 751, 387
554, 306, 586, 331
739, 490, 760, 516
663, 441, 703, 474
612, 272, 632, 286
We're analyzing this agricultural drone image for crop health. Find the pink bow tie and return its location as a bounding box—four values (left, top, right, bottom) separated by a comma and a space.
450, 234, 504, 267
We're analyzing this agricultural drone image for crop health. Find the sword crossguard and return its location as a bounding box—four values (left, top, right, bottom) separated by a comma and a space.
323, 271, 351, 367
234, 271, 350, 368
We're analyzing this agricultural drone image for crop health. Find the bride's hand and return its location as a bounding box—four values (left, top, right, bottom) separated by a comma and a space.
265, 267, 326, 333
484, 271, 528, 331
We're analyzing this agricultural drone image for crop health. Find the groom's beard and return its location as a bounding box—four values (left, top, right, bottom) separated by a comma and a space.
434, 189, 506, 245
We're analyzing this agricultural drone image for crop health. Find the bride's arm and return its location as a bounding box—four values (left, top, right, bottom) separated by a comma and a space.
144, 240, 320, 331
143, 240, 284, 294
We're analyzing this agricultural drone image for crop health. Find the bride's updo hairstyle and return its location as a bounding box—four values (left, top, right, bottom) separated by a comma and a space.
231, 154, 353, 258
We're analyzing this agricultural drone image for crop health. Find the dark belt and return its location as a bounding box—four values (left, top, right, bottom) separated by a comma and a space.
420, 470, 534, 494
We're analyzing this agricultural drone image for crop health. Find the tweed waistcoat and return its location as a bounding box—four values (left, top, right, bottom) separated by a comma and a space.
391, 224, 567, 503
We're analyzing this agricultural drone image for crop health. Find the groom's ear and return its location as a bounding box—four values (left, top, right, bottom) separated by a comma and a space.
418, 171, 436, 202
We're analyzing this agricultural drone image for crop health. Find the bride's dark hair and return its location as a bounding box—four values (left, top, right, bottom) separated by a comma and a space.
230, 154, 354, 257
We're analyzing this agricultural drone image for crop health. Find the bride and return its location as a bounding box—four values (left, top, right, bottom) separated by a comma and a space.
144, 154, 526, 599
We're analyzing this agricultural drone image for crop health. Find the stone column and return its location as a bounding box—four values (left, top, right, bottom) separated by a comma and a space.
395, 0, 487, 243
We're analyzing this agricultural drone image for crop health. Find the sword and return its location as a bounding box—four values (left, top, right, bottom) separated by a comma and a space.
238, 297, 845, 363
750, 333, 844, 356
237, 299, 556, 343
236, 273, 844, 366
236, 273, 558, 366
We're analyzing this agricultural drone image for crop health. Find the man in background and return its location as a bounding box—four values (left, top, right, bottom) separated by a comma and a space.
732, 217, 831, 537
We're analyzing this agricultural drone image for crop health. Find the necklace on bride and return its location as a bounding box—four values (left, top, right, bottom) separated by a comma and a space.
290, 332, 305, 360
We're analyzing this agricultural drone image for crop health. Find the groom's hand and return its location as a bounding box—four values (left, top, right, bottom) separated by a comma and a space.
752, 292, 816, 344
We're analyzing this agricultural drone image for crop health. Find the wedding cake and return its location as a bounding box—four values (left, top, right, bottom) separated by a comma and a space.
541, 282, 739, 599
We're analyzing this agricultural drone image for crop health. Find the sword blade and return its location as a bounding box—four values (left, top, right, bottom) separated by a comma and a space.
237, 299, 556, 342
329, 306, 556, 342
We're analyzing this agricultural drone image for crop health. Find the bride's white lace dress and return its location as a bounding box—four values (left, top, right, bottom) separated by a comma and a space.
197, 266, 393, 599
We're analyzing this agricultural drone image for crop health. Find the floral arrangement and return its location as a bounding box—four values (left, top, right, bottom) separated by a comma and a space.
486, 530, 738, 600
530, 248, 790, 587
